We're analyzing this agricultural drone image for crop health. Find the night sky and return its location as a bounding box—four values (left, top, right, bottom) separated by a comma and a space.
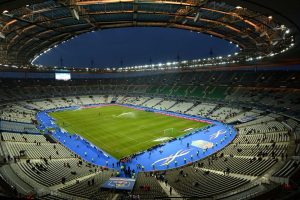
34, 27, 239, 68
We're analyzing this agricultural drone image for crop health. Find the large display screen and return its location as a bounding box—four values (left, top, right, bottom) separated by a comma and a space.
55, 73, 71, 81
101, 177, 136, 191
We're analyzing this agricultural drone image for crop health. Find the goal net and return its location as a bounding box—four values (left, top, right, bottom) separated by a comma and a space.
163, 128, 175, 137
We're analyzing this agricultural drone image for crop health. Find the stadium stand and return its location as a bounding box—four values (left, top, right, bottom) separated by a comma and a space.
2, 132, 48, 143
58, 170, 112, 199
142, 98, 162, 108
164, 167, 249, 198
131, 172, 169, 199
0, 105, 36, 123
11, 158, 95, 187
185, 102, 217, 117
209, 106, 243, 121
0, 121, 39, 134
0, 70, 299, 199
0, 0, 299, 197
153, 100, 176, 110
168, 102, 194, 113
3, 142, 74, 159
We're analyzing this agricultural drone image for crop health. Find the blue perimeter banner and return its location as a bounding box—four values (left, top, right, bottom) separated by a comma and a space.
101, 177, 136, 191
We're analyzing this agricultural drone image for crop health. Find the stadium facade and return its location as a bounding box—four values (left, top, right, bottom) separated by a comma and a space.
0, 0, 300, 200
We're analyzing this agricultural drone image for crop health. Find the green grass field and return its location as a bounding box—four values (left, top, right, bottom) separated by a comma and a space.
50, 105, 209, 159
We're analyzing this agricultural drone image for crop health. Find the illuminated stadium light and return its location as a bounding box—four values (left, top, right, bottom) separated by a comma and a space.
272, 41, 279, 46
2, 10, 13, 17
20, 25, 298, 73
0, 0, 295, 74
70, 8, 80, 20
194, 12, 201, 22
30, 38, 286, 73
260, 32, 268, 37
0, 31, 5, 39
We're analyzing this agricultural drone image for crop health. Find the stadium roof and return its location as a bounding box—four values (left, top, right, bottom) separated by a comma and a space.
0, 0, 299, 71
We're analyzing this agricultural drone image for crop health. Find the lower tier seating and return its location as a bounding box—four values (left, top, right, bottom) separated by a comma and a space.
11, 158, 95, 187
59, 170, 111, 198
165, 167, 248, 198
132, 172, 169, 199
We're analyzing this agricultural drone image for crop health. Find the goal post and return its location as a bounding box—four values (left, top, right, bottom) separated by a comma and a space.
163, 128, 175, 137
61, 121, 70, 128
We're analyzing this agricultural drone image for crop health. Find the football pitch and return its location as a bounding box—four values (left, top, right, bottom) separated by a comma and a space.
50, 105, 209, 159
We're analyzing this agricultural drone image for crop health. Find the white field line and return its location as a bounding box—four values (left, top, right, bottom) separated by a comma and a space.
51, 107, 206, 158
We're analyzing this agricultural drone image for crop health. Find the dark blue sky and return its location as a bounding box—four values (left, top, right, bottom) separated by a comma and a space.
34, 27, 239, 68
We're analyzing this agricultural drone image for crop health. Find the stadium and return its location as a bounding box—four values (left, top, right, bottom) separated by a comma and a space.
0, 0, 300, 200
